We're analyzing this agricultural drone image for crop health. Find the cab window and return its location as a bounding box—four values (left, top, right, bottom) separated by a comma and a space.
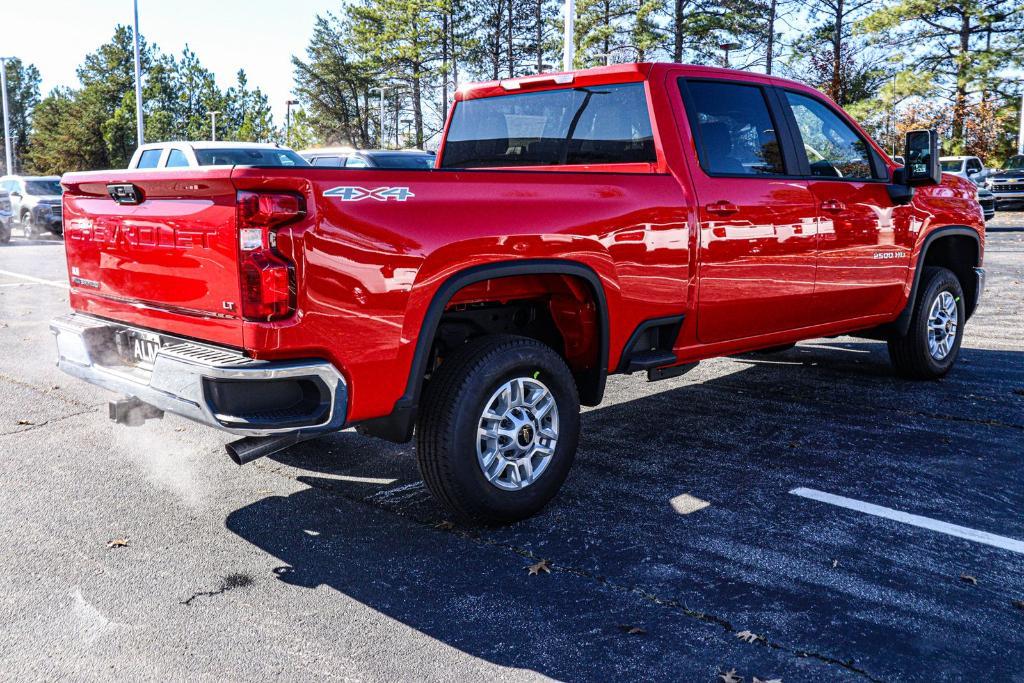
345, 156, 369, 168
165, 149, 189, 168
312, 156, 343, 167
681, 80, 786, 176
136, 149, 162, 169
784, 92, 878, 180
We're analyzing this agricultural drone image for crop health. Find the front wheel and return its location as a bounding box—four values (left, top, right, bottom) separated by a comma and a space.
887, 266, 965, 379
415, 335, 581, 525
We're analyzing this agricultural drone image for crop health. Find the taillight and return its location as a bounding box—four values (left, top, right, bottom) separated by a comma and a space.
236, 191, 304, 321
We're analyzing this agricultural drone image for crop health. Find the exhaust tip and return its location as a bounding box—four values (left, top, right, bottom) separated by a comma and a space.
225, 433, 312, 466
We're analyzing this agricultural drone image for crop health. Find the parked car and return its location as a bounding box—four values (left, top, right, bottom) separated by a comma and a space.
0, 175, 64, 237
0, 190, 12, 244
127, 142, 308, 169
940, 156, 994, 221
53, 63, 985, 524
984, 154, 1024, 207
299, 147, 436, 169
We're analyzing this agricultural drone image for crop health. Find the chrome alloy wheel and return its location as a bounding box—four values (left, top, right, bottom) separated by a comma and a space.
927, 290, 958, 360
476, 376, 559, 491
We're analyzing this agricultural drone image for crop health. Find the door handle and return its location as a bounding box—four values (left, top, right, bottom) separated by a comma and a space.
820, 199, 846, 213
705, 201, 739, 216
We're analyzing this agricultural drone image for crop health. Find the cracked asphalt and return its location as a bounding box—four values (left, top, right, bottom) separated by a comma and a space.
1, 214, 1023, 682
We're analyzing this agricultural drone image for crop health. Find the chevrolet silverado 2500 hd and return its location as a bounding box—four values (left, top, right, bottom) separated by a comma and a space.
52, 64, 985, 523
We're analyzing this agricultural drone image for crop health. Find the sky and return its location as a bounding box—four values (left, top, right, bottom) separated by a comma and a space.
6, 0, 342, 122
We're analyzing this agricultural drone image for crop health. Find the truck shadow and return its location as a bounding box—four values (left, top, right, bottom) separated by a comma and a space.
225, 341, 1024, 681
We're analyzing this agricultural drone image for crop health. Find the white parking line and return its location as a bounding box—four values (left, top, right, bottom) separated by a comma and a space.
790, 487, 1024, 555
0, 268, 68, 289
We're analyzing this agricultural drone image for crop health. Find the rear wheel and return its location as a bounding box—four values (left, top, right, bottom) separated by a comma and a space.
415, 335, 580, 525
887, 267, 965, 379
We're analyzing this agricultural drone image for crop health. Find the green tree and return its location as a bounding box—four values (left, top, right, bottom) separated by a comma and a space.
0, 58, 42, 174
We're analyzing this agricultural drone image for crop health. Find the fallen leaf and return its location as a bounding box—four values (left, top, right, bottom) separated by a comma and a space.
736, 630, 764, 644
16, 419, 33, 425
1012, 599, 1024, 610
106, 538, 129, 549
831, 559, 838, 569
617, 624, 646, 635
719, 669, 742, 683
434, 520, 455, 530
960, 574, 978, 586
527, 559, 551, 575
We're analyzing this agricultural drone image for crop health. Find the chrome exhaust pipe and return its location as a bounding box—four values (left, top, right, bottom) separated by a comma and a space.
225, 432, 316, 466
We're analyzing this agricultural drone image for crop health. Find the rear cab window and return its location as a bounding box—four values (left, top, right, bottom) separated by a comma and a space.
165, 149, 190, 168
441, 82, 656, 169
136, 149, 162, 169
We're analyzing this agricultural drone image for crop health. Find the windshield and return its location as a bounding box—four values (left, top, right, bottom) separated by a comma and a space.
367, 153, 435, 169
1006, 155, 1024, 170
940, 160, 963, 172
26, 180, 62, 195
194, 148, 308, 167
441, 83, 655, 168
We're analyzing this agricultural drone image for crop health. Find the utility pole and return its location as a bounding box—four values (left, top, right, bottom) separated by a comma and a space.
285, 99, 298, 147
133, 0, 145, 146
562, 0, 575, 71
210, 111, 220, 142
1018, 91, 1024, 156
0, 57, 12, 174
370, 87, 388, 148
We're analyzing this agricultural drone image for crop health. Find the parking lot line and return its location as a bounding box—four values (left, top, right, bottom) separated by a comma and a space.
790, 487, 1024, 555
0, 268, 68, 289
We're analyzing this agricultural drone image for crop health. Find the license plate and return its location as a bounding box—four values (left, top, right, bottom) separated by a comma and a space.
121, 330, 161, 369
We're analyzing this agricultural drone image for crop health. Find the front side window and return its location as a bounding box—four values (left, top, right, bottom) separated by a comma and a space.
683, 80, 785, 176
312, 156, 343, 167
441, 82, 655, 168
785, 92, 876, 180
165, 149, 189, 167
940, 159, 964, 173
136, 149, 161, 169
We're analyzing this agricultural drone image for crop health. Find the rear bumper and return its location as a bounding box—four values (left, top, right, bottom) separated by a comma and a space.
50, 313, 348, 436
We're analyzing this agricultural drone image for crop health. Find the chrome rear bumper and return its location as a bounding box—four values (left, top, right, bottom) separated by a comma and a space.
50, 313, 347, 436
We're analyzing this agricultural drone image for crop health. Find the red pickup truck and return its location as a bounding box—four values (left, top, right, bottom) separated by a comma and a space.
53, 63, 985, 523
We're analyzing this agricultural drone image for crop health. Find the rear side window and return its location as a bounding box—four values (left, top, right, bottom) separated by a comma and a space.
136, 149, 161, 169
165, 149, 189, 167
784, 92, 877, 180
345, 156, 369, 168
312, 156, 342, 166
682, 80, 785, 176
441, 82, 655, 168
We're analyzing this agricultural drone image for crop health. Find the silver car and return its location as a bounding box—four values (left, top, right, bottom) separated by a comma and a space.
984, 155, 1024, 207
0, 175, 64, 238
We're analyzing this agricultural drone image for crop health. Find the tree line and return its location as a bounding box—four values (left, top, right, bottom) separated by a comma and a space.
2, 26, 277, 175
2, 0, 1022, 175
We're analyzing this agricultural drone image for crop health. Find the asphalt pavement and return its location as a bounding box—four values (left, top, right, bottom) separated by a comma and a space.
1, 214, 1022, 682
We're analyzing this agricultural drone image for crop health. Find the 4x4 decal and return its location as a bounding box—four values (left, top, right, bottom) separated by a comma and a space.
324, 186, 415, 202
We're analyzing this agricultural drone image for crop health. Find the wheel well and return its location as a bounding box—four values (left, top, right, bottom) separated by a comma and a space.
431, 273, 602, 404
922, 234, 979, 317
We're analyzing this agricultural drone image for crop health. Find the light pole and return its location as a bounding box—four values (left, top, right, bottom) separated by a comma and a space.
719, 42, 741, 68
285, 99, 298, 147
210, 111, 220, 142
370, 87, 389, 149
0, 57, 12, 174
1018, 91, 1024, 156
132, 0, 144, 146
562, 0, 575, 71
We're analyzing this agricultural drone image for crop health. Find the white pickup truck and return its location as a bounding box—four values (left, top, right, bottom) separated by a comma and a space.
127, 142, 308, 170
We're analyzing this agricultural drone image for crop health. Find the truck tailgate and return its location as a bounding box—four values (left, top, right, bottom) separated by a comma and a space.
61, 170, 243, 347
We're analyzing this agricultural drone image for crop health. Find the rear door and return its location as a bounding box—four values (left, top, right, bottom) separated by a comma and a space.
61, 170, 244, 346
778, 90, 911, 322
678, 77, 819, 344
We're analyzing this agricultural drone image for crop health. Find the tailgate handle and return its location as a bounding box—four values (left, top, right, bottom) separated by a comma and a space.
107, 183, 143, 205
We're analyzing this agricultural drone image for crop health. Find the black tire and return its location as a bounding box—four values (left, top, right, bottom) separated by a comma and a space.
887, 266, 965, 379
415, 334, 581, 525
22, 211, 37, 239
0, 227, 10, 244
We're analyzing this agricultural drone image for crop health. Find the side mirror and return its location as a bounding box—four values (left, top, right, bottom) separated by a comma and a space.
903, 129, 941, 186
10, 191, 20, 198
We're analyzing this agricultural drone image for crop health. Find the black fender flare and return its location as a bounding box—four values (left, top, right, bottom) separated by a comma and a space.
891, 225, 980, 336
357, 259, 610, 443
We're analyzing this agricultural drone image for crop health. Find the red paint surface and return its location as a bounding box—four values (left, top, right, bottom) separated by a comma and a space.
60, 63, 985, 424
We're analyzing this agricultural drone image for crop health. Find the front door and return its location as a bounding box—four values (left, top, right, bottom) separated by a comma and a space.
779, 90, 911, 323
679, 78, 819, 344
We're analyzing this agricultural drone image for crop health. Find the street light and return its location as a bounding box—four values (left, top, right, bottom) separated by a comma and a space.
285, 99, 298, 146
0, 57, 12, 174
719, 42, 742, 68
1018, 90, 1024, 156
370, 87, 389, 149
210, 111, 220, 142
132, 0, 144, 146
